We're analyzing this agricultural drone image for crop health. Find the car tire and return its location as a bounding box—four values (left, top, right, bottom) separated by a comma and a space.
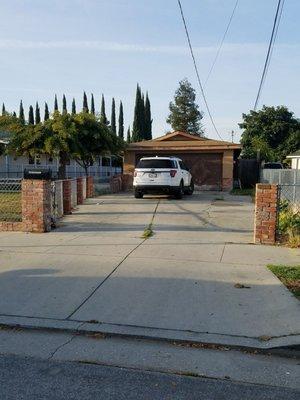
174, 181, 184, 199
185, 179, 194, 195
134, 189, 143, 199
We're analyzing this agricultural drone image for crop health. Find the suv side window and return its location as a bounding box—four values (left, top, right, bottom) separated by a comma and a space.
179, 161, 188, 171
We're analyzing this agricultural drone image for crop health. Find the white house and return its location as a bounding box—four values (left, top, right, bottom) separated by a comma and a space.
287, 151, 300, 170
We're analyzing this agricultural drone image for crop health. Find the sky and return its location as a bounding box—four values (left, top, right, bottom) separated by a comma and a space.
0, 0, 299, 142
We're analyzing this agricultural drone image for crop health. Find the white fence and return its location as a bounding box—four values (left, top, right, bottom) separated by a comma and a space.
261, 169, 300, 185
82, 177, 87, 200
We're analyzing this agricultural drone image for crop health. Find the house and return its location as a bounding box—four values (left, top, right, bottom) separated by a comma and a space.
286, 151, 300, 170
124, 131, 241, 190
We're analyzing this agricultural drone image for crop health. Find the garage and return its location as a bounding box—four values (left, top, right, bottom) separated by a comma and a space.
124, 131, 241, 191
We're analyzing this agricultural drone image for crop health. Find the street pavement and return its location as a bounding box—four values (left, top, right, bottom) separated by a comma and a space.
0, 192, 299, 349
1, 353, 299, 400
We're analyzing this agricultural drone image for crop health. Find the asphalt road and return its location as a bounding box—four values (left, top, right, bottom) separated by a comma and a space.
1, 354, 299, 400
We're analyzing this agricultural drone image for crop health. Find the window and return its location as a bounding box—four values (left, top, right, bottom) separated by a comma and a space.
48, 157, 53, 164
35, 155, 41, 165
28, 155, 34, 165
137, 159, 176, 169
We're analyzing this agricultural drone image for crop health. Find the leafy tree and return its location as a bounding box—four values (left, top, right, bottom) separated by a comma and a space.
83, 91, 89, 113
62, 94, 67, 114
100, 94, 109, 125
111, 98, 116, 135
90, 93, 95, 115
72, 112, 123, 176
2, 103, 6, 116
54, 94, 58, 111
19, 100, 25, 124
28, 105, 34, 125
71, 98, 76, 114
239, 106, 300, 161
118, 101, 124, 139
144, 92, 152, 140
167, 78, 203, 135
132, 84, 144, 142
35, 102, 41, 124
44, 102, 50, 121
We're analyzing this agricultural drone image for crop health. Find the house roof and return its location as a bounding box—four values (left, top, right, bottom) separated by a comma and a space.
127, 131, 241, 151
286, 150, 300, 158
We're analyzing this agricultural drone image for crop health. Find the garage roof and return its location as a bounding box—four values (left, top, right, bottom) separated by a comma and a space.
127, 131, 241, 151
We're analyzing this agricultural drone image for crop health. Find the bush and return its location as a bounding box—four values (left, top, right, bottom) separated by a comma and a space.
278, 201, 300, 247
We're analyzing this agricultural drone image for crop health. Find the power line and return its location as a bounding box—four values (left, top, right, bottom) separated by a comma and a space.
205, 0, 239, 85
177, 0, 223, 140
254, 0, 284, 110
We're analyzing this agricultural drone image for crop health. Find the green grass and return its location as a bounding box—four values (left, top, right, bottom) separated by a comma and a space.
142, 225, 154, 239
267, 264, 300, 299
230, 188, 255, 197
0, 192, 22, 221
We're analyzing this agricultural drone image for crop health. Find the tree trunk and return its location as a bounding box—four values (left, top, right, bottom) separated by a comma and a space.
58, 152, 67, 179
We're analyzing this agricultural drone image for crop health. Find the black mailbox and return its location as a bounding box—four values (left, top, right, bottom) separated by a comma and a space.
24, 168, 52, 180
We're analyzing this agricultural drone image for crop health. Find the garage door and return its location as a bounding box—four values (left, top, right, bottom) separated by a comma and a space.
135, 153, 222, 190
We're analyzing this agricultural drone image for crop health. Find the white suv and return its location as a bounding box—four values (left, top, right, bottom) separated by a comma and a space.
133, 156, 194, 199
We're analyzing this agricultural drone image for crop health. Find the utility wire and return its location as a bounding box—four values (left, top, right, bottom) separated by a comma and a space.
205, 0, 239, 85
177, 0, 223, 140
254, 0, 284, 110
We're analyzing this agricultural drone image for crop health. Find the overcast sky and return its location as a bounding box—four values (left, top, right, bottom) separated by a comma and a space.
0, 0, 298, 141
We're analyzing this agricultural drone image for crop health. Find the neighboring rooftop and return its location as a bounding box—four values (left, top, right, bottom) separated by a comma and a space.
287, 150, 300, 158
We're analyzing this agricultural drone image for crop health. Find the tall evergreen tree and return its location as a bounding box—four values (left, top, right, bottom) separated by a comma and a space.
83, 91, 89, 113
44, 102, 50, 121
35, 102, 41, 124
71, 98, 76, 114
54, 94, 58, 111
100, 94, 109, 125
118, 101, 124, 139
2, 103, 6, 116
90, 93, 95, 115
132, 84, 144, 142
127, 126, 131, 143
28, 105, 34, 125
12, 111, 16, 118
62, 94, 67, 114
144, 92, 152, 140
111, 98, 116, 134
19, 100, 25, 124
167, 78, 204, 135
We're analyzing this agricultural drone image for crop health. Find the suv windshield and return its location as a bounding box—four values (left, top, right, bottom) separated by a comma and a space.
137, 159, 176, 169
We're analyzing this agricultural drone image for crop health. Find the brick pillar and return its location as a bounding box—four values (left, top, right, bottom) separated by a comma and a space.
22, 180, 52, 233
63, 179, 72, 214
77, 177, 84, 205
254, 184, 278, 245
86, 176, 94, 198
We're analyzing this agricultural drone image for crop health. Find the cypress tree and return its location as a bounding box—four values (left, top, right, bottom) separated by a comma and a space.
118, 101, 124, 139
90, 94, 95, 115
132, 84, 144, 142
126, 126, 131, 143
100, 94, 109, 125
71, 98, 76, 114
28, 105, 34, 125
83, 91, 89, 113
2, 103, 6, 116
19, 100, 25, 124
35, 102, 41, 124
44, 102, 50, 121
62, 94, 67, 114
111, 98, 116, 135
54, 94, 58, 111
12, 111, 16, 118
144, 92, 152, 140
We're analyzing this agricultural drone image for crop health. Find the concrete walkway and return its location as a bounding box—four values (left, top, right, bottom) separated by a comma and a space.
0, 192, 299, 349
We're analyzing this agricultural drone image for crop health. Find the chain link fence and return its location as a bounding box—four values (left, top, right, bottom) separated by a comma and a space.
279, 184, 300, 213
0, 179, 22, 222
277, 184, 300, 245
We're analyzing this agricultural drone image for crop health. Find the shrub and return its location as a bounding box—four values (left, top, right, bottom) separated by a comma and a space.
278, 201, 300, 247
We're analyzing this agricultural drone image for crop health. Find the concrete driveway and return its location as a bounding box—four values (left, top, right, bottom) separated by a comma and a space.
0, 192, 299, 348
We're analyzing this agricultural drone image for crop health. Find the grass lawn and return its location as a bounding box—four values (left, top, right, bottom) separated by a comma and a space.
230, 188, 255, 197
0, 192, 22, 221
268, 264, 300, 299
